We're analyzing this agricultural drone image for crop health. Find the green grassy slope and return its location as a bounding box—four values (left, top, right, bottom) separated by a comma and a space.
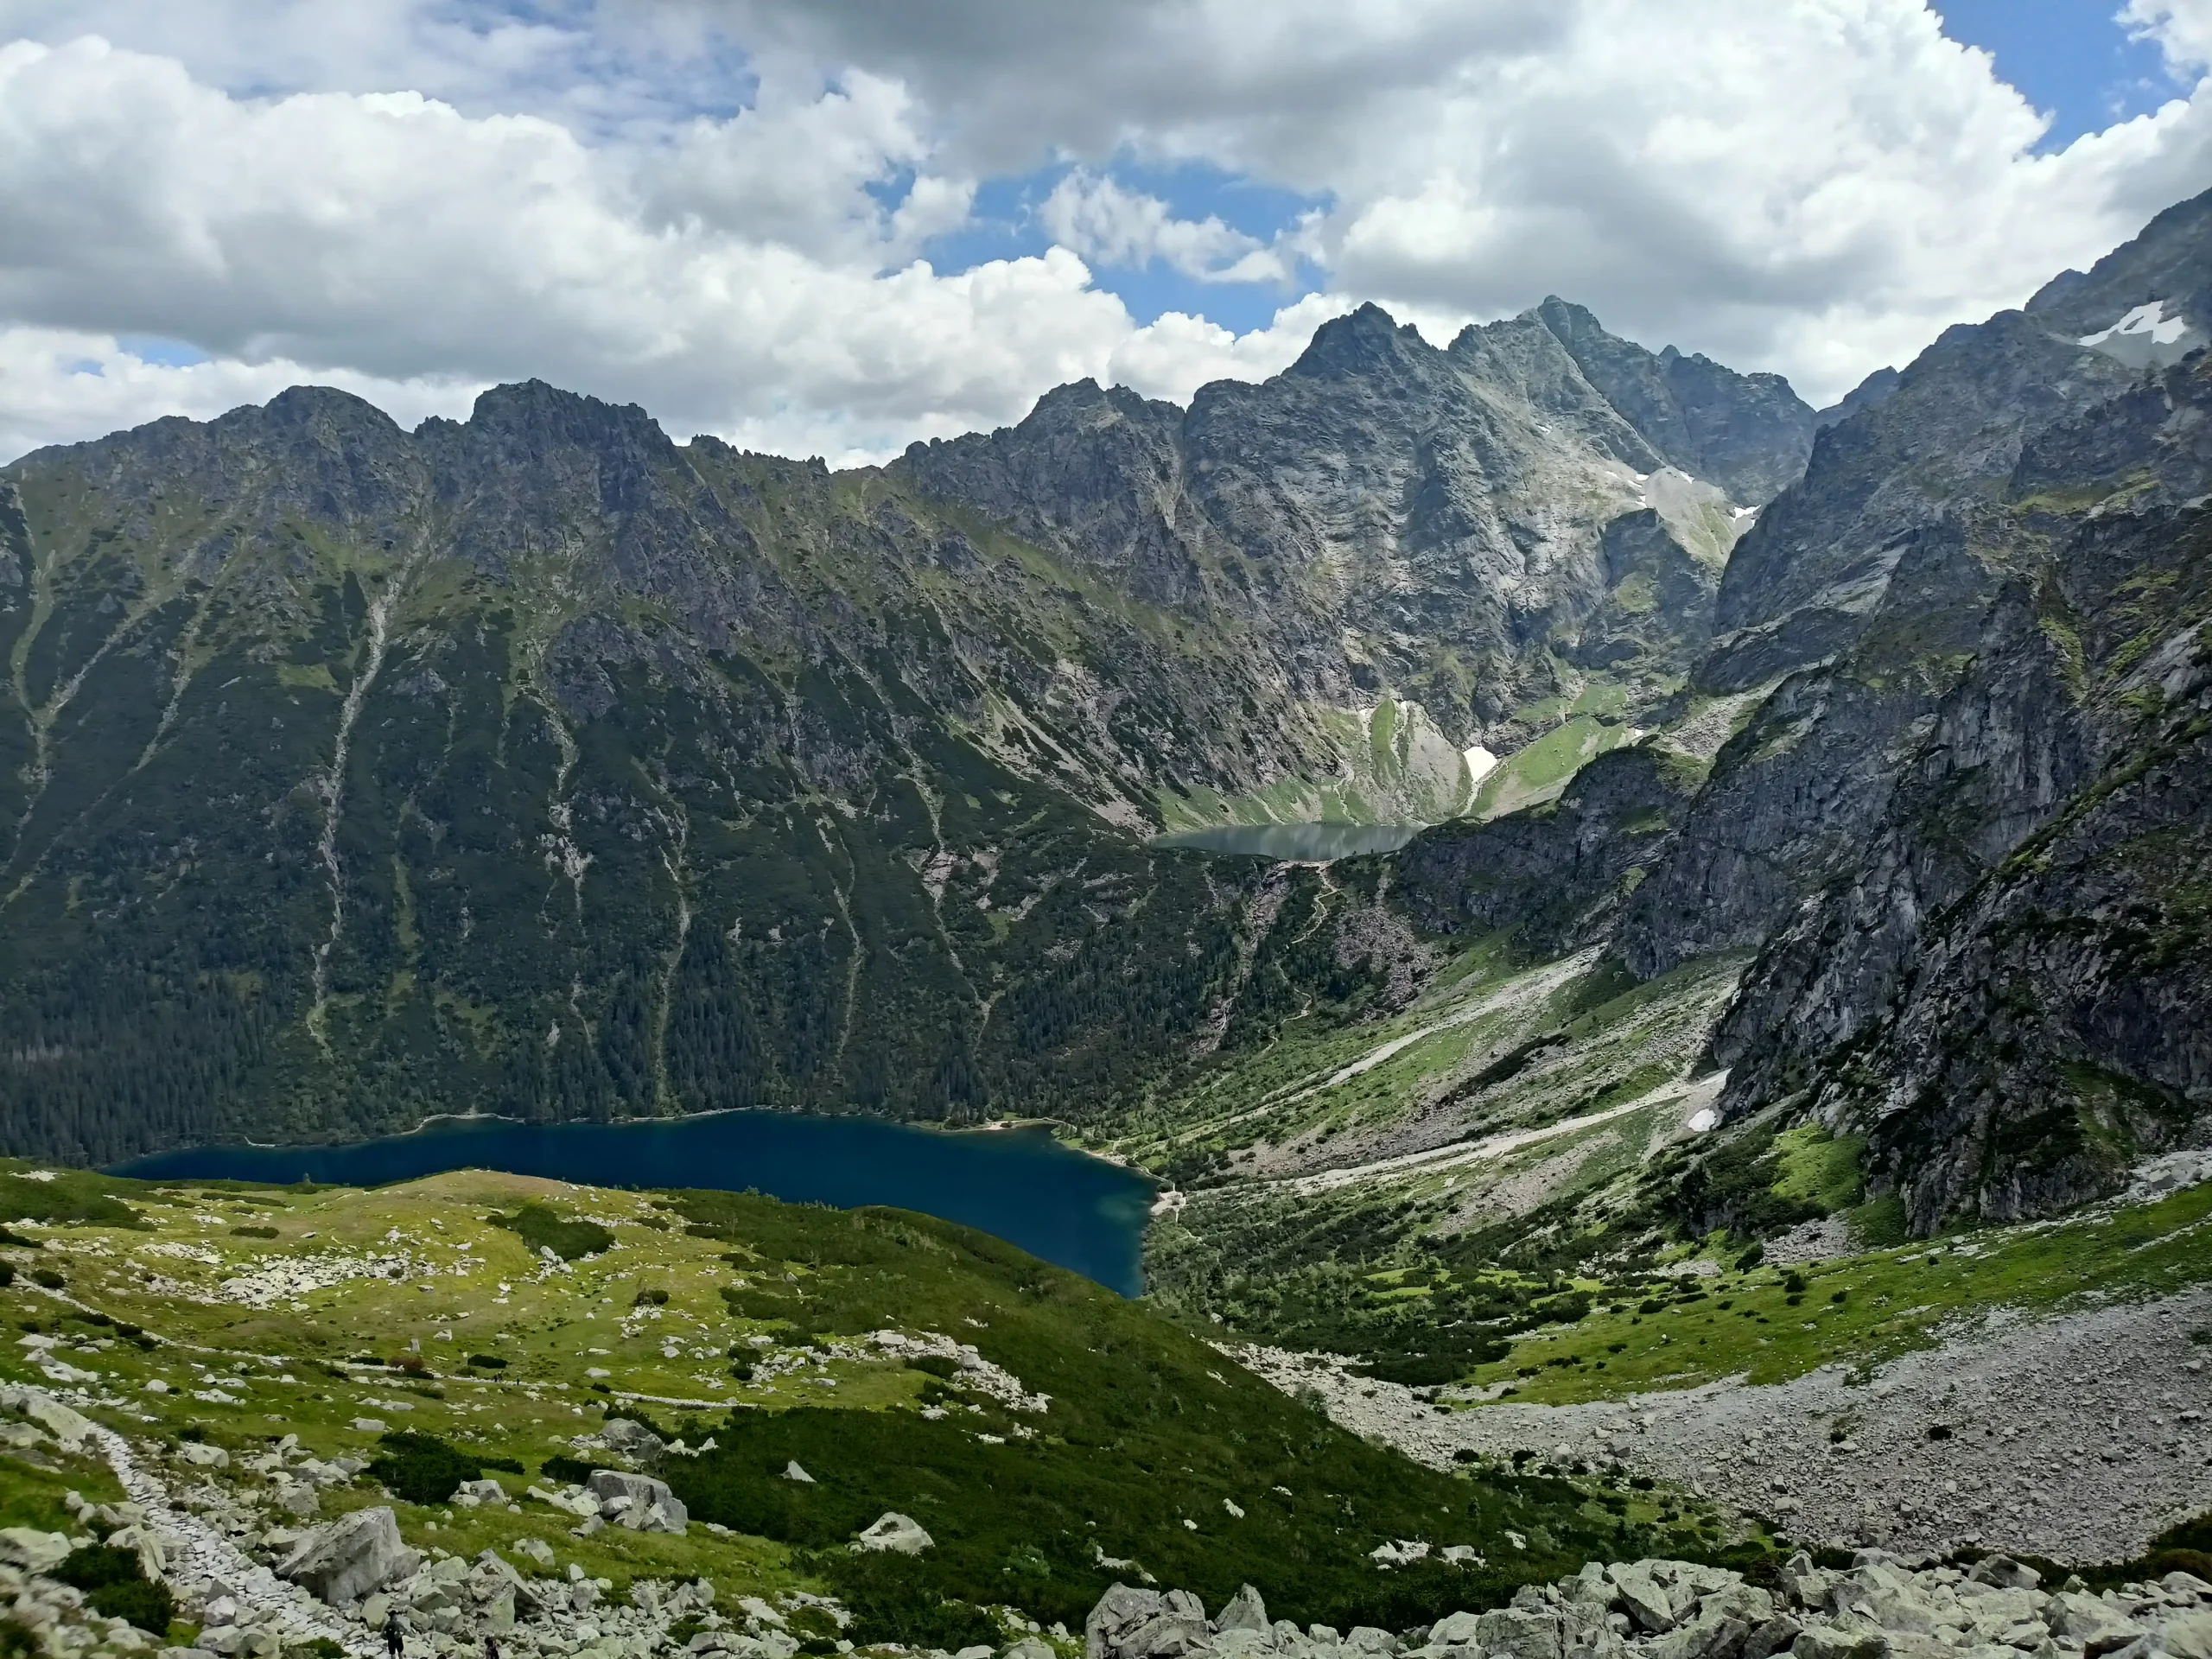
0, 1164, 1762, 1643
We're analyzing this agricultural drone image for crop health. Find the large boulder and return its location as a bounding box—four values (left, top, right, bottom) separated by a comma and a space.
1649, 1611, 1750, 1659
277, 1506, 420, 1606
600, 1419, 666, 1462
1966, 1559, 2039, 1593
854, 1514, 934, 1555
586, 1469, 687, 1533
1474, 1609, 1562, 1659
2162, 1613, 2212, 1659
1789, 1629, 1888, 1659
1089, 1586, 1166, 1659
1089, 1588, 1210, 1659
471, 1549, 545, 1617
24, 1399, 96, 1450
2045, 1593, 2145, 1653
1611, 1565, 1688, 1635
1429, 1613, 1484, 1648
1216, 1587, 1268, 1635
0, 1528, 71, 1573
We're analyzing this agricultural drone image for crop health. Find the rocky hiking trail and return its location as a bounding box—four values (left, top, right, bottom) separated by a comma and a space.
1233, 1286, 2212, 1562
0, 1380, 822, 1659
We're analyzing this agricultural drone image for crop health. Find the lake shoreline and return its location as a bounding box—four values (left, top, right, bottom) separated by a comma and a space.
107, 1107, 1157, 1296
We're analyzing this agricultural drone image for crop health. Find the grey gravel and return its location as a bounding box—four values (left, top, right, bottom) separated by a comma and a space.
1234, 1286, 2212, 1561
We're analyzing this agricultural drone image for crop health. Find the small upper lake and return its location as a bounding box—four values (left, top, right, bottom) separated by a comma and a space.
109, 1114, 1155, 1297
1152, 822, 1421, 860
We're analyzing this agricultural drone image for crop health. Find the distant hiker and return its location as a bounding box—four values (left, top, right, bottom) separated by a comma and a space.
484, 1637, 501, 1659
384, 1612, 404, 1659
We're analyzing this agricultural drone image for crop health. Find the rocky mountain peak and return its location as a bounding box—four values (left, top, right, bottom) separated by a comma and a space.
1284, 300, 1432, 380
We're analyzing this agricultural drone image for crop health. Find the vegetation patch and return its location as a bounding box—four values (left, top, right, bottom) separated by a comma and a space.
486, 1204, 613, 1262
367, 1431, 525, 1506
53, 1545, 174, 1634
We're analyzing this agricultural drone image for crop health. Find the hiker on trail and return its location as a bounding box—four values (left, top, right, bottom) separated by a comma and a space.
384, 1612, 404, 1659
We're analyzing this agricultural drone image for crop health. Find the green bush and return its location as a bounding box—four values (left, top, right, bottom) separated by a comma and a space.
228, 1225, 278, 1239
89, 1580, 175, 1634
485, 1205, 613, 1262
366, 1432, 524, 1505
54, 1546, 175, 1633
466, 1354, 508, 1370
30, 1269, 62, 1289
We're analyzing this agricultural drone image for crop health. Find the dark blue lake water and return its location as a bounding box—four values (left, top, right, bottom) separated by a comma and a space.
109, 1114, 1156, 1297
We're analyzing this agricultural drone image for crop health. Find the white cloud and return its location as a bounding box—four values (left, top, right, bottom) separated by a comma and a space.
1108, 292, 1354, 404
1039, 170, 1292, 283
696, 0, 2212, 403
0, 327, 478, 464
2124, 0, 2212, 75
0, 36, 1139, 461
3, 2, 2212, 461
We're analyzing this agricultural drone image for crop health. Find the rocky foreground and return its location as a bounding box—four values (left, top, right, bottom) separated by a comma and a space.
1233, 1285, 2212, 1563
1084, 1555, 2212, 1659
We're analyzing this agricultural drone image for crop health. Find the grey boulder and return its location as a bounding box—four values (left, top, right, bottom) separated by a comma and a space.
586, 1469, 687, 1534
277, 1506, 421, 1605
855, 1513, 934, 1555
1216, 1587, 1269, 1636
600, 1419, 666, 1462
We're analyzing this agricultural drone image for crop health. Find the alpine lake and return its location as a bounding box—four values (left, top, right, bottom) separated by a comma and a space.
111, 1112, 1156, 1296
111, 829, 1414, 1300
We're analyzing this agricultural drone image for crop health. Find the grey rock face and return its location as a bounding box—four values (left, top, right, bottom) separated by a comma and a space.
597, 1419, 665, 1462
1700, 190, 2212, 699
1703, 347, 2212, 1227
1214, 1587, 1268, 1635
1396, 742, 1705, 955
276, 1505, 419, 1605
1529, 296, 1817, 505
586, 1469, 687, 1534
901, 297, 1804, 743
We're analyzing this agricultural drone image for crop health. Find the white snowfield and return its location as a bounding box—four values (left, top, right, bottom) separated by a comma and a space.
2080, 299, 2193, 348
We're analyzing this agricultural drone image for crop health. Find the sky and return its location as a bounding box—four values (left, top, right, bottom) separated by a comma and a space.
0, 0, 2208, 466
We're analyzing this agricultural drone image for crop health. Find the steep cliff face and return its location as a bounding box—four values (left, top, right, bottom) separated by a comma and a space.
1528, 296, 1817, 505
1706, 349, 2212, 1228
1703, 190, 2212, 698
1393, 741, 1707, 956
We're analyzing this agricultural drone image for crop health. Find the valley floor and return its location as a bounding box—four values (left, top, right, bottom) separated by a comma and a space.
1233, 1281, 2212, 1563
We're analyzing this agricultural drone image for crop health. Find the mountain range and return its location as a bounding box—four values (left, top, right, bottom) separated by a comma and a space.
2, 181, 2208, 1263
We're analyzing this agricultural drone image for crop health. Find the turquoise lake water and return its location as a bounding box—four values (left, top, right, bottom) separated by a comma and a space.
109, 1113, 1156, 1296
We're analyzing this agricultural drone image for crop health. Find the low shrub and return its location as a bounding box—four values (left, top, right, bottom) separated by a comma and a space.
53, 1546, 174, 1633
365, 1432, 523, 1505
486, 1205, 613, 1262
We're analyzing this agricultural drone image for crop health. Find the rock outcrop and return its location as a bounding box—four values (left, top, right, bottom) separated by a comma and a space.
276, 1505, 419, 1605
1084, 1554, 2212, 1659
